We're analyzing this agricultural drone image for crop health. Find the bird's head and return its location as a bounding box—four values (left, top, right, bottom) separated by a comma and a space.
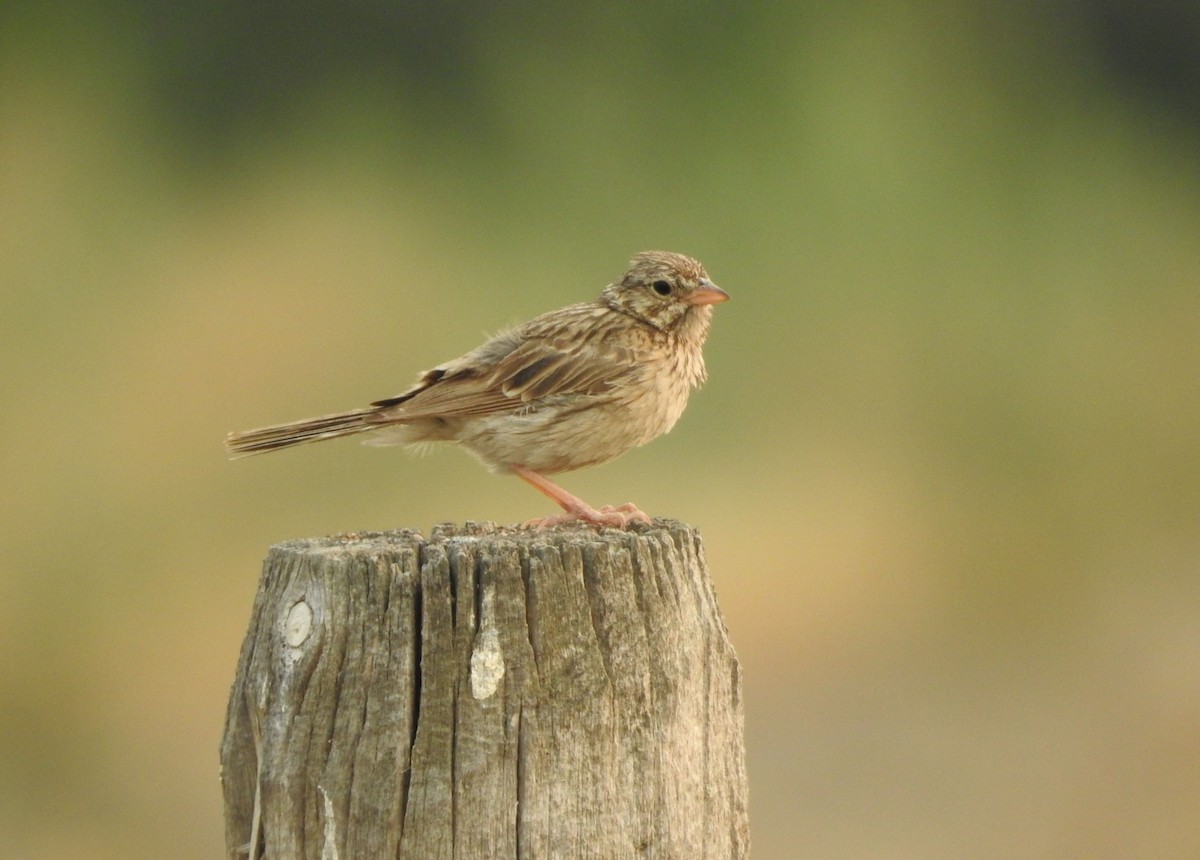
601, 251, 729, 333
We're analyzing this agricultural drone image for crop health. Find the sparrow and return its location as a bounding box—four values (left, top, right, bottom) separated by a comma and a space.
226, 251, 729, 527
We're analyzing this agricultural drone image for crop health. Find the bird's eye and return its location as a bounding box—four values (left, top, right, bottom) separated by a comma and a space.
652, 279, 672, 296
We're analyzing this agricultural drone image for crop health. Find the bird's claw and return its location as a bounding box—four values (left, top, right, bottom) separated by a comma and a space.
598, 503, 651, 524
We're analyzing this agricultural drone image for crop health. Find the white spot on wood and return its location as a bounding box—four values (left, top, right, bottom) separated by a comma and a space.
284, 600, 313, 648
319, 785, 339, 860
470, 585, 504, 700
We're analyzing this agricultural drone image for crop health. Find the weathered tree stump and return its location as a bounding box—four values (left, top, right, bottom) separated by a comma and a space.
220, 520, 748, 859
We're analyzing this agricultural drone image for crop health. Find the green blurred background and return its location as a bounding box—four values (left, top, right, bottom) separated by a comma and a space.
3, 2, 1199, 857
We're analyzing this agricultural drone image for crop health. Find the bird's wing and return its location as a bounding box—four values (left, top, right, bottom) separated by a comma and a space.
368, 303, 645, 421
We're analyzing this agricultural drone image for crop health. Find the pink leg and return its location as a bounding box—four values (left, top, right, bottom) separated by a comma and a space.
511, 465, 651, 528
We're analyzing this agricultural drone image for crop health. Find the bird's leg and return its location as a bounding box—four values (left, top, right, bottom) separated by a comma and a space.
511, 465, 651, 528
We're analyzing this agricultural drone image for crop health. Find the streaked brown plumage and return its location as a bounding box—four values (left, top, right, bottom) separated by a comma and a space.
226, 251, 729, 527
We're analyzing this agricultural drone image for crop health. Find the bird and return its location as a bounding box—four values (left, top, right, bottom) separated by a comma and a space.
226, 251, 729, 527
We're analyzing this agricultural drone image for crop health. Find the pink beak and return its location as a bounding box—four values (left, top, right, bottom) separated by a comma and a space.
687, 279, 731, 306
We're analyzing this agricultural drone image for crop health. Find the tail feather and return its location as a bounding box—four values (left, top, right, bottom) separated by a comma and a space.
226, 408, 378, 457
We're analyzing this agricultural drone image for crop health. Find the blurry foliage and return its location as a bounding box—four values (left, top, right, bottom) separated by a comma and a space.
2, 1, 1199, 858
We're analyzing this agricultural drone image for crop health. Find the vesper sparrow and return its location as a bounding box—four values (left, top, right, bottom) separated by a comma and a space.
226, 251, 729, 527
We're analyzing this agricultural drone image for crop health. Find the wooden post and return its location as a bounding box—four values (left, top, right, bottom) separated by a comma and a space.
220, 520, 749, 859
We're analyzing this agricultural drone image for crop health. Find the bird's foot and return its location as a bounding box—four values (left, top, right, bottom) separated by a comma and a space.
510, 466, 651, 529
523, 501, 651, 530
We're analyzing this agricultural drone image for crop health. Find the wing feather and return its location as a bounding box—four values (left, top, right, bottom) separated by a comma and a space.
365, 303, 646, 423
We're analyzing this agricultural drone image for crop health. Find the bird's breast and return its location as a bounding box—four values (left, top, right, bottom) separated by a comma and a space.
635, 340, 706, 441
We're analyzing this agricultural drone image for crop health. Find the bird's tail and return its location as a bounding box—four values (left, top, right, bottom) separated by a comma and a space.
225, 408, 379, 457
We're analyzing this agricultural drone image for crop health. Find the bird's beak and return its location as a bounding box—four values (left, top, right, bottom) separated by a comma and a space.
687, 279, 731, 306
